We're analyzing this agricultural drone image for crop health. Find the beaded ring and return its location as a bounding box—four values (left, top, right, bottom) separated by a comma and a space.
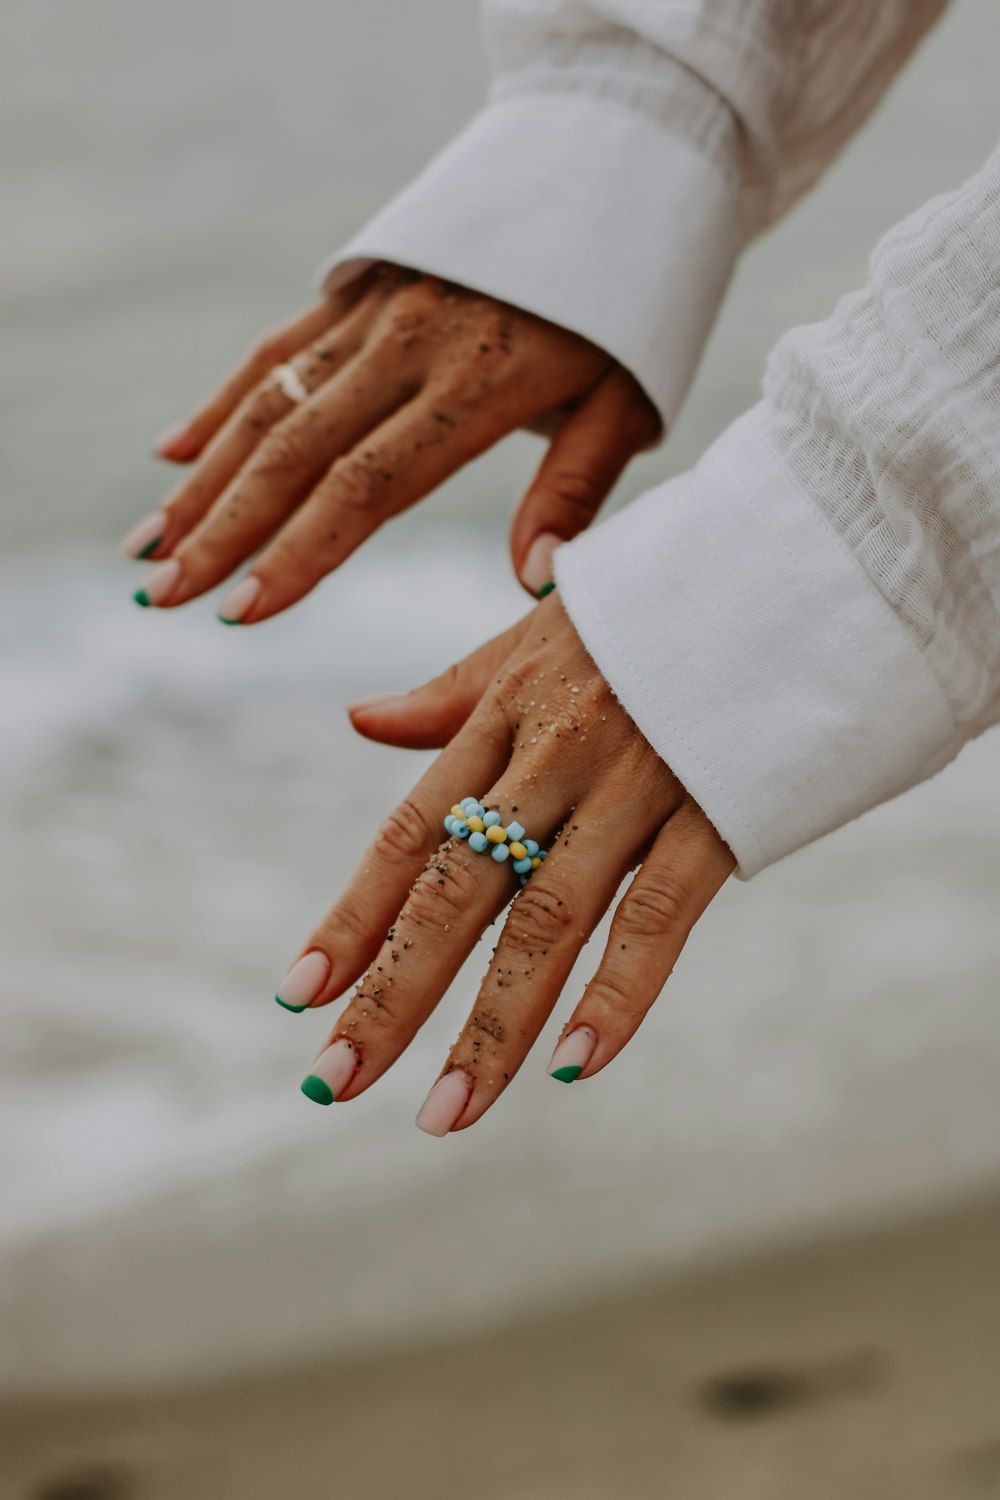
443, 796, 549, 886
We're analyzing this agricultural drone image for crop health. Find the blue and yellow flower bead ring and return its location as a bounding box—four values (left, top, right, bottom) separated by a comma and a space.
443, 796, 549, 886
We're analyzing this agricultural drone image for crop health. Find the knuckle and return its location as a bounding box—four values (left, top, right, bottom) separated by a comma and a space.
404, 850, 478, 930
321, 897, 369, 952
544, 468, 607, 526
324, 453, 382, 513
255, 417, 316, 475
587, 970, 643, 1024
505, 882, 576, 952
345, 969, 402, 1029
372, 797, 437, 867
616, 874, 690, 940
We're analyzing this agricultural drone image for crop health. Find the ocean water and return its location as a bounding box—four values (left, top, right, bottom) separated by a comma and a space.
2, 0, 1000, 1394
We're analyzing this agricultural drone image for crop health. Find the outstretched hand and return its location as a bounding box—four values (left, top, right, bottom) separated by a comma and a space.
123, 266, 659, 621
275, 597, 734, 1134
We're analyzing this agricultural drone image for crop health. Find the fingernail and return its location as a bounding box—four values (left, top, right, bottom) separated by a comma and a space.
133, 558, 181, 608
415, 1069, 472, 1136
154, 421, 191, 456
346, 692, 404, 715
275, 950, 331, 1013
301, 1039, 358, 1106
520, 531, 562, 596
217, 575, 261, 625
547, 1025, 597, 1083
120, 509, 167, 560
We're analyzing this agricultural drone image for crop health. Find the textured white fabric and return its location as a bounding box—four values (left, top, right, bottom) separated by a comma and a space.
559, 140, 1000, 872
316, 0, 1000, 876
320, 0, 947, 429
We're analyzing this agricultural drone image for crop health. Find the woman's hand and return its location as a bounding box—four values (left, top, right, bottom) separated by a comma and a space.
122, 266, 660, 621
275, 597, 734, 1134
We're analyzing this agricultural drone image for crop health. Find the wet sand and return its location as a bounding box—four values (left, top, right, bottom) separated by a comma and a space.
3, 1191, 998, 1500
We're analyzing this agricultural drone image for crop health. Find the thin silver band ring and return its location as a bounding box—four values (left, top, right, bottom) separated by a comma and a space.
271, 363, 310, 404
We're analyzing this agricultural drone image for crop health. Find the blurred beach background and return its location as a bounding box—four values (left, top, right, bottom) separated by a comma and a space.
2, 1, 999, 1495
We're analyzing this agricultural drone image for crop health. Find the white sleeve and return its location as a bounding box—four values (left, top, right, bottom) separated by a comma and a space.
318, 0, 947, 430
556, 141, 1000, 876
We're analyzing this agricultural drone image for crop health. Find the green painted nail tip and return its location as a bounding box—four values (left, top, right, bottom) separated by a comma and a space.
550, 1063, 582, 1084
135, 537, 162, 560
216, 615, 241, 627
133, 587, 151, 608
538, 580, 557, 598
275, 995, 308, 1013
301, 1073, 335, 1105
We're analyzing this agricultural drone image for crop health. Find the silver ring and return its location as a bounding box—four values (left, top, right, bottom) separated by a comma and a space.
271, 363, 310, 404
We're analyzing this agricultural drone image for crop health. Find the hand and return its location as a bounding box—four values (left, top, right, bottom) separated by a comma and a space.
123, 266, 660, 621
275, 597, 734, 1134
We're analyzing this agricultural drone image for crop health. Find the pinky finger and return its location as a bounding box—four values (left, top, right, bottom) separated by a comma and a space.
546, 800, 735, 1082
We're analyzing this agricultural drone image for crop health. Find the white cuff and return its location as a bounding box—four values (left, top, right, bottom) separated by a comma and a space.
555, 412, 957, 876
316, 93, 744, 431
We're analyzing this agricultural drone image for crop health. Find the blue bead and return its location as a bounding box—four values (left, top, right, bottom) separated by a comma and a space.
523, 839, 539, 858
512, 857, 532, 875
466, 802, 485, 819
468, 831, 488, 853
453, 820, 470, 838
505, 821, 525, 842
444, 815, 456, 834
519, 875, 529, 886
460, 797, 478, 813
539, 849, 548, 860
491, 843, 510, 863
483, 810, 501, 828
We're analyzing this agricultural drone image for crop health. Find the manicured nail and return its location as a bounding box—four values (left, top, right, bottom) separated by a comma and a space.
275, 950, 331, 1013
154, 421, 191, 457
217, 575, 261, 625
346, 692, 404, 715
538, 581, 557, 598
415, 1069, 472, 1136
300, 1039, 357, 1106
520, 531, 562, 596
133, 558, 181, 608
547, 1025, 597, 1083
120, 509, 167, 560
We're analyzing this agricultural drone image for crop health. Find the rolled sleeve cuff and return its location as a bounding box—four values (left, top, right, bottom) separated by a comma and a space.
316, 92, 744, 432
555, 411, 957, 876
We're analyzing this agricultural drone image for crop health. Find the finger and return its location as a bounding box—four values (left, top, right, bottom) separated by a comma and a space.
346, 614, 533, 750
510, 366, 661, 595
301, 774, 579, 1109
275, 701, 511, 1016
157, 335, 423, 610
416, 772, 681, 1135
546, 800, 734, 1084
152, 279, 372, 463
235, 378, 540, 622
129, 294, 379, 567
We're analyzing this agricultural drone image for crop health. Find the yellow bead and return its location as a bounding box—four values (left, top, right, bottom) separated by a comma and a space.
450, 804, 465, 818
485, 825, 508, 844
466, 815, 485, 833
508, 841, 527, 861
531, 856, 541, 869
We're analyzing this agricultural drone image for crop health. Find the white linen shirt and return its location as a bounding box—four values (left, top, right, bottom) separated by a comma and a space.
318, 0, 1000, 876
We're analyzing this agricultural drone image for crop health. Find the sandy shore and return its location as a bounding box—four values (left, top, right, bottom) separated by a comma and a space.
3, 1191, 998, 1500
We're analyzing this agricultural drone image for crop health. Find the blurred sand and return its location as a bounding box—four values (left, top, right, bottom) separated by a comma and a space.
3, 1192, 999, 1500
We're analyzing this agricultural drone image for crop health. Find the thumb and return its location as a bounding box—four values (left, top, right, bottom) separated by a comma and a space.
346, 613, 533, 750
510, 365, 661, 596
